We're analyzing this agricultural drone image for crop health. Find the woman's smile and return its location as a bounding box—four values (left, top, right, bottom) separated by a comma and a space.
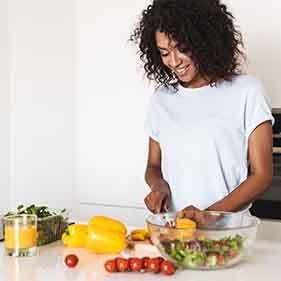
174, 65, 190, 77
155, 31, 208, 88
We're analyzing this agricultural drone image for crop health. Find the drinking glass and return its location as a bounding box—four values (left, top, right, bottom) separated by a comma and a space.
4, 214, 38, 257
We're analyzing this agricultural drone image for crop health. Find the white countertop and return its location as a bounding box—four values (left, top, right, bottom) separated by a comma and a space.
0, 238, 281, 281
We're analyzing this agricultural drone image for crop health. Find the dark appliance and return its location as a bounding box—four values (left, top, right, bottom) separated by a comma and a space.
251, 108, 281, 219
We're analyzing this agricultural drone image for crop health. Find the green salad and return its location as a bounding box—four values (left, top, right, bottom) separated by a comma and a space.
159, 234, 245, 269
5, 204, 67, 218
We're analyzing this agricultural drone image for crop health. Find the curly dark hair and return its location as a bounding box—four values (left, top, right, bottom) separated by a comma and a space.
130, 0, 246, 90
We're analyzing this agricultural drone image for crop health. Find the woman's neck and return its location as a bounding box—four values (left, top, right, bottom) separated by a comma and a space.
180, 74, 210, 89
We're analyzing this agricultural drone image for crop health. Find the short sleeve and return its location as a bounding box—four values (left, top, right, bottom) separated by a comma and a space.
144, 94, 160, 142
245, 79, 274, 139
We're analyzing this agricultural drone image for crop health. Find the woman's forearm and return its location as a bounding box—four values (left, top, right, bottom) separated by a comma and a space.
206, 173, 272, 212
145, 165, 170, 193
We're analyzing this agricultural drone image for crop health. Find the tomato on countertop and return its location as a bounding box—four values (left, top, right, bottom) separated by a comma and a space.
115, 257, 129, 272
129, 257, 143, 272
104, 259, 117, 273
156, 256, 165, 264
147, 257, 161, 273
104, 256, 176, 275
142, 256, 150, 269
160, 260, 175, 275
64, 254, 79, 268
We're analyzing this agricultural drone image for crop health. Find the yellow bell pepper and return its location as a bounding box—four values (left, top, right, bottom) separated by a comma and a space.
88, 216, 127, 235
86, 216, 127, 254
86, 225, 127, 254
61, 224, 88, 248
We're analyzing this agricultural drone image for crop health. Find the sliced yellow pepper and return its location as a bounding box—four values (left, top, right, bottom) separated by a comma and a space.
61, 224, 88, 248
176, 218, 197, 229
130, 228, 149, 241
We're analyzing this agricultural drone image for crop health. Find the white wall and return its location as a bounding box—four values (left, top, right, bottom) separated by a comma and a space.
224, 0, 281, 107
8, 0, 76, 213
0, 0, 10, 215
75, 0, 153, 223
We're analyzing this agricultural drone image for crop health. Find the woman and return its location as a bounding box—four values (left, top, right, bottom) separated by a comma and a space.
130, 0, 274, 221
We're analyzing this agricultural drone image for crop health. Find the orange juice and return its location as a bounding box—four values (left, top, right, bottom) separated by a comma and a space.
5, 225, 37, 249
4, 214, 38, 256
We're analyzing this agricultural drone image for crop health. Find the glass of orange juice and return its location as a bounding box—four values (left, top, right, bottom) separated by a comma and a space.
4, 214, 38, 257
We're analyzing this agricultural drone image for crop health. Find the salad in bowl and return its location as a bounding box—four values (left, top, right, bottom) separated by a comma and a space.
146, 211, 259, 270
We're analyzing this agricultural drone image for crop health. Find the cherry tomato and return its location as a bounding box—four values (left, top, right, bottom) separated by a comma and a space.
116, 257, 129, 272
104, 259, 117, 273
129, 257, 143, 272
142, 256, 150, 269
218, 255, 225, 266
156, 256, 165, 265
227, 250, 238, 257
64, 254, 79, 268
160, 260, 175, 275
127, 257, 133, 265
147, 257, 160, 273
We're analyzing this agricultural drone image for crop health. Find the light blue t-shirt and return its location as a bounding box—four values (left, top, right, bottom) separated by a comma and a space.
145, 75, 274, 211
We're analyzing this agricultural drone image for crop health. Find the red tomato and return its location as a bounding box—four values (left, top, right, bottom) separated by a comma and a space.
142, 256, 150, 269
228, 250, 238, 257
160, 260, 175, 275
129, 257, 143, 272
156, 256, 165, 265
64, 254, 79, 268
116, 257, 129, 272
218, 255, 225, 266
147, 257, 160, 273
104, 259, 117, 273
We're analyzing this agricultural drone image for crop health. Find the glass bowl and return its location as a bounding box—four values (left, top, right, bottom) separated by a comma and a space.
146, 211, 259, 270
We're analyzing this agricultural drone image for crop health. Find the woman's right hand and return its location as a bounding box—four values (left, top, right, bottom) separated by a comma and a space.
144, 179, 171, 213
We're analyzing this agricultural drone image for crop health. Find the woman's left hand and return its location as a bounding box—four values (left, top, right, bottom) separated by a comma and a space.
176, 205, 222, 226
176, 205, 204, 223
